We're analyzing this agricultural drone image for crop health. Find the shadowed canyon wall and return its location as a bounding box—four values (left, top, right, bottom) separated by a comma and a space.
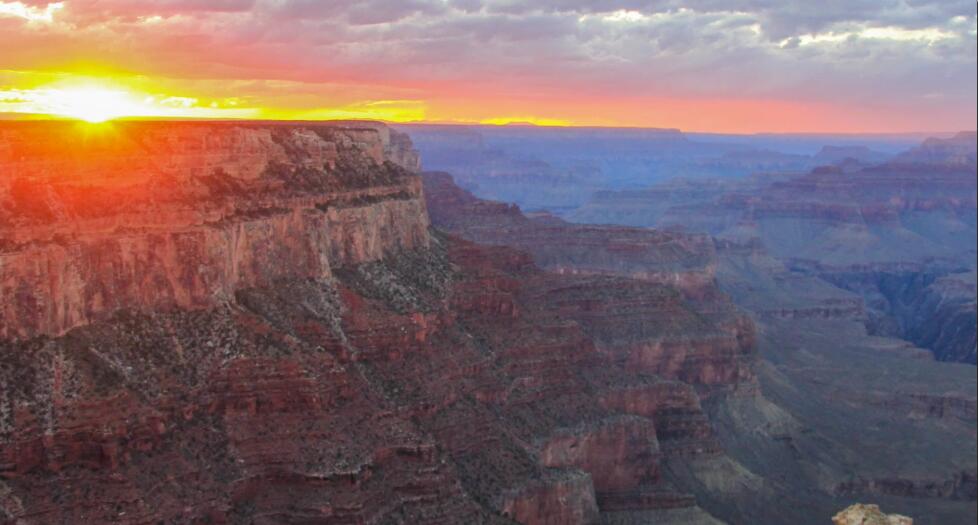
411, 130, 976, 525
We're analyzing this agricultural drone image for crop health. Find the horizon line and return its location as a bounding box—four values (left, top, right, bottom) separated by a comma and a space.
0, 112, 972, 138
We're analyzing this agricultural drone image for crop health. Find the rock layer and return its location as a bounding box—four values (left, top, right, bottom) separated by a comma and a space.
0, 121, 427, 340
565, 135, 977, 364
0, 121, 752, 524
422, 171, 720, 299
7, 122, 969, 525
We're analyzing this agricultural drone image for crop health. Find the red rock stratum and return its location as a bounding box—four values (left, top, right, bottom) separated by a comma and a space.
0, 121, 762, 523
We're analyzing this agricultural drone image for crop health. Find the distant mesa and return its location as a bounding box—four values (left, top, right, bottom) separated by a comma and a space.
892, 130, 978, 167
812, 145, 889, 166
498, 121, 543, 127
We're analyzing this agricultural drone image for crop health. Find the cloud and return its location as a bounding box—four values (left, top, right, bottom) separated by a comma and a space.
0, 0, 974, 131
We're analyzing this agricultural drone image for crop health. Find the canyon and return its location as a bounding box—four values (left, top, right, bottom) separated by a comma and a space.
420, 171, 977, 525
0, 121, 975, 525
399, 124, 926, 214
0, 121, 750, 523
406, 126, 976, 365
411, 125, 977, 524
568, 132, 977, 366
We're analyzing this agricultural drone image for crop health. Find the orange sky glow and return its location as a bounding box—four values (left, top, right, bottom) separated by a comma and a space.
1, 1, 975, 133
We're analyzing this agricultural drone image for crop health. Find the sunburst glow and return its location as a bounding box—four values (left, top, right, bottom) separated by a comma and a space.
0, 0, 973, 132
46, 87, 142, 123
0, 80, 260, 122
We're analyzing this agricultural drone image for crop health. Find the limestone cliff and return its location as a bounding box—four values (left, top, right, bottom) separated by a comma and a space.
0, 121, 426, 340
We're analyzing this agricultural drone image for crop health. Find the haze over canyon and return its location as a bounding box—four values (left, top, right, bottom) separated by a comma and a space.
1, 1, 976, 524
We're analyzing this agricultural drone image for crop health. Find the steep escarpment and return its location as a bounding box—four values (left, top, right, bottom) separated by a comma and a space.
819, 269, 977, 364
422, 171, 719, 299
0, 121, 426, 340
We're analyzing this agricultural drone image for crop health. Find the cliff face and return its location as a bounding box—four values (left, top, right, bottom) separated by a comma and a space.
2, 122, 975, 524
422, 172, 755, 389
0, 121, 762, 524
822, 269, 977, 364
398, 124, 694, 212
422, 171, 720, 300
0, 121, 427, 340
413, 136, 977, 525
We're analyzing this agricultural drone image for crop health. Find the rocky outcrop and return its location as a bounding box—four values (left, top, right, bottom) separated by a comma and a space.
498, 471, 599, 525
0, 121, 426, 340
832, 504, 913, 525
539, 416, 660, 494
600, 381, 721, 457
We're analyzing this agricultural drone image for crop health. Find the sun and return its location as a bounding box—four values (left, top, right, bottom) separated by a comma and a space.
46, 87, 139, 123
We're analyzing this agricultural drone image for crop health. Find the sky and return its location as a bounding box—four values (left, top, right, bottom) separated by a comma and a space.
0, 0, 975, 133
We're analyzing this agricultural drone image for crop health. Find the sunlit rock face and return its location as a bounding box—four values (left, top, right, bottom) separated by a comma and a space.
0, 121, 427, 340
832, 504, 913, 525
